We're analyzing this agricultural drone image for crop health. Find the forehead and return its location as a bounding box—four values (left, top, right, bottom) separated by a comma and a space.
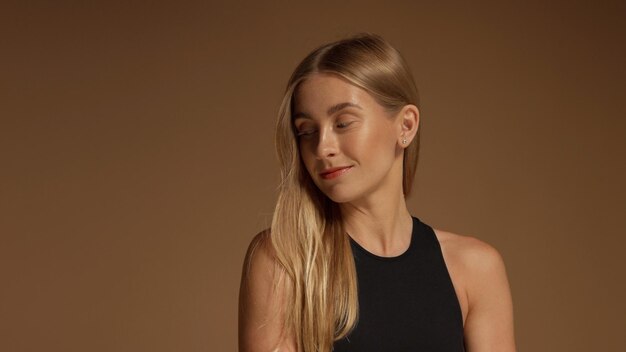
293, 73, 378, 114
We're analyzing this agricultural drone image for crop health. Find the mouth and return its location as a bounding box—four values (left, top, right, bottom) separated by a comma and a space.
319, 166, 353, 180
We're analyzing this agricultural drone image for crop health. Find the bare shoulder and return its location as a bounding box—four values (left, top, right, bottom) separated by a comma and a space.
433, 228, 507, 275
239, 229, 297, 352
434, 228, 516, 350
433, 227, 510, 294
433, 228, 510, 321
247, 228, 273, 255
239, 228, 280, 316
241, 228, 275, 275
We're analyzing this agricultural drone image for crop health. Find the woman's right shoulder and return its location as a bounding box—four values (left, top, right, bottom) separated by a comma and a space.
243, 228, 275, 266
240, 228, 281, 299
250, 228, 271, 247
240, 228, 297, 351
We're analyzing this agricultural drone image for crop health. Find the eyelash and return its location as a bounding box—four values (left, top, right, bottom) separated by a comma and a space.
297, 122, 353, 137
336, 121, 351, 128
297, 130, 314, 137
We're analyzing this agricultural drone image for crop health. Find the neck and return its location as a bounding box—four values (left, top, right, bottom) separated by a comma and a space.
339, 176, 413, 257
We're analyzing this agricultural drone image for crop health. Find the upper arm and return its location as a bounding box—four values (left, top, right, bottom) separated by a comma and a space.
238, 230, 297, 352
462, 239, 516, 352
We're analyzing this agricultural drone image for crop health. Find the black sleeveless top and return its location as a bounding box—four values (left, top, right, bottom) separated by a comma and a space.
333, 216, 466, 351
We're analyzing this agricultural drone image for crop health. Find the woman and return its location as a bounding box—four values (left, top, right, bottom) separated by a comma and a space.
238, 33, 516, 352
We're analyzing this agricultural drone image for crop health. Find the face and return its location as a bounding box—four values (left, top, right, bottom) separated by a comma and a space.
292, 73, 405, 204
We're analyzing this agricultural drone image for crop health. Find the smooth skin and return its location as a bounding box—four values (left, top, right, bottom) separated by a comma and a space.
239, 73, 516, 351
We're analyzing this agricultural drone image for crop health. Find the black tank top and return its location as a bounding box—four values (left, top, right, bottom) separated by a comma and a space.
333, 216, 466, 351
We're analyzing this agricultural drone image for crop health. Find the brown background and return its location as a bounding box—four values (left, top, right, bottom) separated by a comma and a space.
1, 1, 624, 351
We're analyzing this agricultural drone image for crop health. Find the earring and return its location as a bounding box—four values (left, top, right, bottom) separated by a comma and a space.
402, 138, 407, 144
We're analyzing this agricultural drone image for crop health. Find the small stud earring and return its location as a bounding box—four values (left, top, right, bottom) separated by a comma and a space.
402, 138, 407, 144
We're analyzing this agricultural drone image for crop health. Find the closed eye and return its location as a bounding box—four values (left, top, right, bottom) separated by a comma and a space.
335, 121, 355, 129
296, 129, 317, 137
336, 121, 353, 128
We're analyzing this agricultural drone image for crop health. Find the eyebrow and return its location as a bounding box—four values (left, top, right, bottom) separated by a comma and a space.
293, 102, 363, 120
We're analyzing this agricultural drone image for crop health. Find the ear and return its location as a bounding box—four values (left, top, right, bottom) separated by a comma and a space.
396, 104, 419, 148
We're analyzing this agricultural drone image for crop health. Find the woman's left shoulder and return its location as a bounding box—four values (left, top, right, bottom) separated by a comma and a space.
433, 228, 507, 274
433, 227, 516, 349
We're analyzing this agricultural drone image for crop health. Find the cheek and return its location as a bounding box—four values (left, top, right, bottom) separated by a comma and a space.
348, 126, 396, 158
298, 145, 316, 173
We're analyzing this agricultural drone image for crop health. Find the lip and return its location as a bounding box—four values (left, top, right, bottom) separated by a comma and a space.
319, 166, 353, 180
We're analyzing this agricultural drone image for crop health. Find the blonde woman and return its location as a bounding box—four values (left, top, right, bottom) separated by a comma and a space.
238, 33, 516, 352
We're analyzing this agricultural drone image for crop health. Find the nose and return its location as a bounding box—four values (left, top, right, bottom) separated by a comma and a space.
315, 126, 338, 160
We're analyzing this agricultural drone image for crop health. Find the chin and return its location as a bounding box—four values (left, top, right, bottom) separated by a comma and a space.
320, 187, 359, 204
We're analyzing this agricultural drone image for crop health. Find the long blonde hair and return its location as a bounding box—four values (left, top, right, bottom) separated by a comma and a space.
270, 33, 420, 351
